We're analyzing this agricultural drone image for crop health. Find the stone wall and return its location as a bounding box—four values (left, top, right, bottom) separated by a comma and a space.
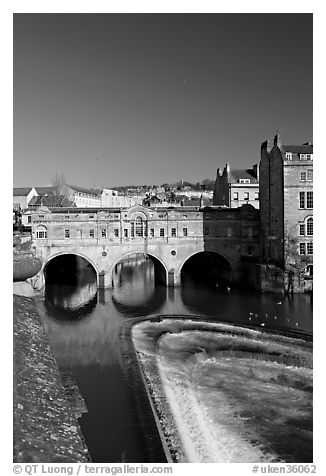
13, 295, 90, 462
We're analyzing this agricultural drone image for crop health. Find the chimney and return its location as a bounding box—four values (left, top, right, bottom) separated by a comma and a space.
274, 133, 282, 149
261, 140, 270, 153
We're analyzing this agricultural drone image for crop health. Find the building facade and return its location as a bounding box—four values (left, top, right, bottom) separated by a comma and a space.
259, 134, 313, 281
30, 204, 260, 288
213, 164, 259, 208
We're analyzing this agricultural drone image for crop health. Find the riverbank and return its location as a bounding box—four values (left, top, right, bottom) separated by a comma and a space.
13, 294, 90, 462
132, 318, 313, 463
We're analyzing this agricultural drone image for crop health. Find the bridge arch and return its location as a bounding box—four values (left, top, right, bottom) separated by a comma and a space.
43, 252, 99, 285
108, 251, 168, 287
179, 250, 234, 287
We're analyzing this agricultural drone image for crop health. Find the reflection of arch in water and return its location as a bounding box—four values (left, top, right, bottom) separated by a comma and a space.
180, 251, 234, 287
109, 251, 168, 287
44, 283, 98, 321
44, 253, 98, 285
111, 284, 167, 318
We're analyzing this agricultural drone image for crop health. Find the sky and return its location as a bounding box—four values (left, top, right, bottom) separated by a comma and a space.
13, 13, 313, 188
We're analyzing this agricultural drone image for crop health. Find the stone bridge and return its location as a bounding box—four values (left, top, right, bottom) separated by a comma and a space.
30, 204, 260, 288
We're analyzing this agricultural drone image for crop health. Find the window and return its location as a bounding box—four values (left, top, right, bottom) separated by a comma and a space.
89, 229, 95, 238
306, 154, 312, 160
135, 217, 144, 237
306, 265, 313, 277
114, 229, 119, 237
227, 227, 232, 237
300, 172, 306, 181
299, 192, 305, 209
244, 192, 249, 200
300, 154, 306, 160
131, 223, 135, 237
233, 192, 239, 201
307, 242, 313, 255
64, 229, 70, 238
285, 152, 292, 160
124, 229, 128, 238
307, 169, 313, 181
247, 227, 253, 239
38, 215, 44, 219
183, 228, 188, 237
171, 228, 176, 237
299, 224, 305, 236
150, 228, 155, 237
36, 230, 47, 239
160, 228, 164, 237
89, 215, 94, 219
306, 217, 313, 236
255, 192, 259, 200
27, 216, 32, 223
239, 179, 250, 184
306, 191, 313, 209
299, 243, 306, 255
102, 229, 107, 238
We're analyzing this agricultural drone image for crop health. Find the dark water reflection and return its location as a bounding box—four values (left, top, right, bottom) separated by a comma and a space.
37, 257, 313, 463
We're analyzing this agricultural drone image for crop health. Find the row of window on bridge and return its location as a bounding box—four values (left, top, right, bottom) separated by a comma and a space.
36, 226, 190, 239
35, 224, 260, 240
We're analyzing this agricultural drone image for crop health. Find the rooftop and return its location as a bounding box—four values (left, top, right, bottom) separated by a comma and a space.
229, 169, 259, 184
13, 187, 34, 196
283, 144, 313, 154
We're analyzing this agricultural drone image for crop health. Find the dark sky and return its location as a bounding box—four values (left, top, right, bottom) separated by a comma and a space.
13, 13, 312, 188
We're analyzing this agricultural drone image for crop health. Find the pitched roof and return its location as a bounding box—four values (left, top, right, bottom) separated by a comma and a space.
13, 187, 33, 196
67, 185, 102, 196
283, 144, 313, 154
29, 195, 75, 208
34, 186, 56, 195
229, 169, 258, 184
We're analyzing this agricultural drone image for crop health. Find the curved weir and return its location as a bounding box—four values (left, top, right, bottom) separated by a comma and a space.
132, 318, 313, 463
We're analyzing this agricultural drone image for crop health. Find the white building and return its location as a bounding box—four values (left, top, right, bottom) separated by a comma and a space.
13, 187, 38, 210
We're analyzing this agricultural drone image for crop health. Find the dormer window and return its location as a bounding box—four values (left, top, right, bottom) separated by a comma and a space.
239, 179, 250, 184
285, 153, 292, 160
306, 154, 312, 160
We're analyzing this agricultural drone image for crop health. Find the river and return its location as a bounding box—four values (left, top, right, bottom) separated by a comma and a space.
35, 256, 313, 463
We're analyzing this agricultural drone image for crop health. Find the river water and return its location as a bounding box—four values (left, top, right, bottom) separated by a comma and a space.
35, 257, 313, 463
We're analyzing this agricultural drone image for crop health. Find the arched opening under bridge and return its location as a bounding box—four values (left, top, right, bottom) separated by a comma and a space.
44, 254, 97, 285
110, 252, 167, 315
43, 254, 98, 319
111, 252, 167, 288
181, 251, 233, 290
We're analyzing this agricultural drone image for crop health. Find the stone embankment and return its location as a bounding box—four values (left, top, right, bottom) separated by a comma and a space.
13, 295, 90, 462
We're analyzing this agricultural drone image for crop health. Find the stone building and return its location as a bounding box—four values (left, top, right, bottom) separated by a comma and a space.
213, 164, 259, 208
259, 134, 313, 289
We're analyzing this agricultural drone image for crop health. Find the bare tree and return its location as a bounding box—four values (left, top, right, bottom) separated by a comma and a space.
51, 172, 67, 196
283, 226, 311, 292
